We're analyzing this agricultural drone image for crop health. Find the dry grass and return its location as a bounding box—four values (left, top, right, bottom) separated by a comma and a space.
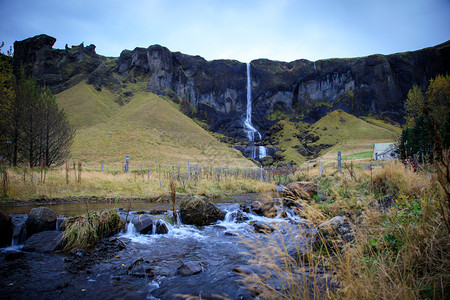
61, 209, 124, 250
3, 165, 274, 201
238, 161, 449, 299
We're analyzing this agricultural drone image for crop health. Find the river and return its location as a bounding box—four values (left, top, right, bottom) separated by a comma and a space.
0, 195, 326, 299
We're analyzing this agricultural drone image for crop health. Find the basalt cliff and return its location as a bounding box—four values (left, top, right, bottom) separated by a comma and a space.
12, 34, 450, 143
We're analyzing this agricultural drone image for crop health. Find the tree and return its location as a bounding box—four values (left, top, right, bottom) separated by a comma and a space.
398, 75, 450, 161
0, 50, 15, 162
426, 74, 450, 125
1, 63, 75, 167
405, 84, 425, 126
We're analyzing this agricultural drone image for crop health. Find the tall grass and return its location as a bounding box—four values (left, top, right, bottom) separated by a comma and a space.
239, 161, 449, 299
62, 209, 124, 250
2, 165, 274, 201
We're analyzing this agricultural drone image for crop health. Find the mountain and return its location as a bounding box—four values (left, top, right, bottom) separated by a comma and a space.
10, 34, 450, 165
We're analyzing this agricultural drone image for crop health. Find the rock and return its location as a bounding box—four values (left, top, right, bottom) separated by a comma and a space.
22, 230, 63, 252
126, 257, 154, 278
11, 214, 28, 246
26, 207, 57, 237
130, 215, 168, 235
315, 216, 355, 252
0, 210, 13, 247
177, 261, 203, 276
230, 210, 249, 223
252, 221, 275, 233
224, 231, 241, 237
250, 200, 279, 218
2, 249, 24, 261
250, 201, 264, 215
284, 181, 318, 200
179, 196, 225, 226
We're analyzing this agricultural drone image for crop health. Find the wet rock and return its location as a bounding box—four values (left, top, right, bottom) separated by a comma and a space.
250, 201, 264, 215
179, 196, 225, 226
284, 181, 318, 200
224, 231, 241, 237
177, 261, 203, 276
125, 257, 154, 278
26, 207, 57, 237
230, 210, 250, 223
22, 230, 63, 252
250, 200, 279, 218
1, 249, 24, 260
65, 237, 126, 274
0, 210, 13, 247
252, 221, 275, 233
130, 214, 168, 234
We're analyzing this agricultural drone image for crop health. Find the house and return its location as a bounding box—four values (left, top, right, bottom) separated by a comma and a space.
373, 142, 397, 160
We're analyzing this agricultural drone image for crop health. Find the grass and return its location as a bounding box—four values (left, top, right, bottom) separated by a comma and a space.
2, 165, 274, 201
61, 209, 124, 250
238, 160, 450, 299
265, 110, 401, 166
56, 81, 254, 168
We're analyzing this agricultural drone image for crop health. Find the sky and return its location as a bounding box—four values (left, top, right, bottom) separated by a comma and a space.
0, 0, 449, 62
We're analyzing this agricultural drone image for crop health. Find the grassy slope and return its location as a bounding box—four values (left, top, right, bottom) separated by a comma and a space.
269, 110, 401, 165
56, 82, 254, 168
311, 110, 400, 161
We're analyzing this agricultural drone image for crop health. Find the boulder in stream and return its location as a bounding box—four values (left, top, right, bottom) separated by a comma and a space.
26, 207, 57, 237
177, 261, 203, 276
179, 196, 225, 226
130, 214, 168, 234
0, 210, 13, 247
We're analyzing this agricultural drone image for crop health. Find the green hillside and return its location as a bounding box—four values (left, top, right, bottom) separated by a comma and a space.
56, 82, 254, 168
266, 110, 401, 165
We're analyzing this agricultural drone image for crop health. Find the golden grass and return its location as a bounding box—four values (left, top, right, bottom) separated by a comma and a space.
56, 81, 254, 168
62, 209, 124, 250
3, 165, 274, 201
238, 161, 449, 299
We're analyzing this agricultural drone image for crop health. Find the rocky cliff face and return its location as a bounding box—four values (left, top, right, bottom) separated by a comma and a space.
13, 34, 450, 141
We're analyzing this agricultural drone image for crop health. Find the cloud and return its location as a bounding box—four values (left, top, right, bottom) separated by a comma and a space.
1, 0, 449, 62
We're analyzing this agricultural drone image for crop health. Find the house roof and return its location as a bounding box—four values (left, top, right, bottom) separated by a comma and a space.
373, 142, 396, 153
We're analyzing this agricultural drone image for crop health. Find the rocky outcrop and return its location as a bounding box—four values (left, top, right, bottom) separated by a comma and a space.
26, 207, 57, 237
179, 196, 225, 226
0, 210, 13, 247
13, 34, 450, 141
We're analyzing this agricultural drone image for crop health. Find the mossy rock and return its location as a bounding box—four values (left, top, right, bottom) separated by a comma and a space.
261, 156, 274, 166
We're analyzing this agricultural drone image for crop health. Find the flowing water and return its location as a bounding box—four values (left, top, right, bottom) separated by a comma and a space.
1, 196, 319, 299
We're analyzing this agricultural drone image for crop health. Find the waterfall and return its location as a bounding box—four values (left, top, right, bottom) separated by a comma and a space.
244, 63, 267, 159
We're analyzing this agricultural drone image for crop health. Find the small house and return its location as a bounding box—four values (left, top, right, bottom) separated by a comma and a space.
373, 142, 397, 160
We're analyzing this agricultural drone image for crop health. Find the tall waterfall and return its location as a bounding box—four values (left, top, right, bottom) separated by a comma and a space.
244, 63, 267, 159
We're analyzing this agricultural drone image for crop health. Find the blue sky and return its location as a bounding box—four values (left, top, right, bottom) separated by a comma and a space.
1, 0, 449, 62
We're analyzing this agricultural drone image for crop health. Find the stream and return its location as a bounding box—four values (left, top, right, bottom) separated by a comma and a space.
0, 195, 323, 299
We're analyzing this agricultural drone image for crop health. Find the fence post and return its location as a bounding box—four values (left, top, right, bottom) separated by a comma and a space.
337, 151, 342, 173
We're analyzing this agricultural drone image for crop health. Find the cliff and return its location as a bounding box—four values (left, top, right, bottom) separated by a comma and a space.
13, 34, 450, 141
